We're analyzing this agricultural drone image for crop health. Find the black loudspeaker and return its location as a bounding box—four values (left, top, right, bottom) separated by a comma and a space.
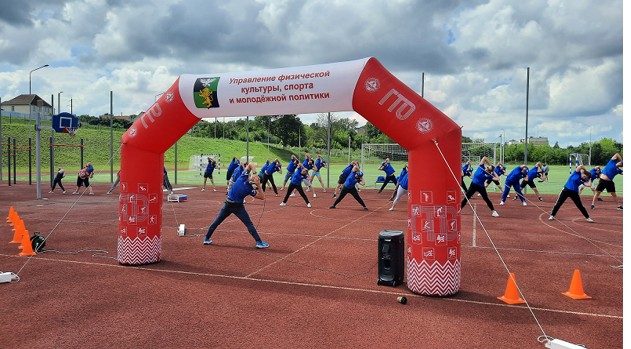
377, 230, 404, 287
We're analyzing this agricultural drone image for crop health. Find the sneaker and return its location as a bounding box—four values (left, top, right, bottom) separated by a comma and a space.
477, 193, 481, 197
332, 194, 337, 198
590, 205, 595, 210
538, 197, 544, 202
513, 196, 517, 201
201, 188, 205, 192
586, 217, 594, 223
89, 192, 94, 196
279, 202, 286, 207
548, 215, 554, 221
323, 189, 327, 193
522, 201, 527, 207
72, 191, 79, 195
307, 203, 312, 208
616, 206, 623, 210
203, 237, 212, 245
364, 207, 368, 211
280, 187, 285, 191
499, 201, 504, 206
597, 197, 603, 202
389, 207, 394, 211
313, 193, 317, 198
48, 191, 54, 193
256, 241, 270, 249
306, 187, 310, 192
106, 191, 112, 195
329, 206, 336, 209
62, 191, 66, 194
290, 193, 295, 197
492, 211, 499, 217
213, 188, 217, 192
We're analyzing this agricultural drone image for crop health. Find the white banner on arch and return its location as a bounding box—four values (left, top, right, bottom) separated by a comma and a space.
178, 58, 369, 118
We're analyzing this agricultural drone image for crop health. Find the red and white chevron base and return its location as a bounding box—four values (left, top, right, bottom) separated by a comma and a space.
407, 258, 461, 296
117, 236, 162, 265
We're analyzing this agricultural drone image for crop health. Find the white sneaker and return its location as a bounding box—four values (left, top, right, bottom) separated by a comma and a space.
306, 187, 310, 192
389, 207, 394, 211
499, 201, 504, 206
492, 211, 499, 217
48, 191, 54, 193
522, 201, 527, 207
313, 193, 317, 198
323, 189, 327, 193
201, 188, 205, 192
213, 188, 217, 192
307, 203, 312, 208
548, 215, 554, 221
290, 193, 295, 197
280, 202, 286, 207
586, 217, 594, 223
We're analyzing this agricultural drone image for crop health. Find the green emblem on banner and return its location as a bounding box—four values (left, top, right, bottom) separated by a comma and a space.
193, 77, 220, 109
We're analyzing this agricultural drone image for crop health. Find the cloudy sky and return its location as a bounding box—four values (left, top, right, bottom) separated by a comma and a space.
0, 0, 623, 147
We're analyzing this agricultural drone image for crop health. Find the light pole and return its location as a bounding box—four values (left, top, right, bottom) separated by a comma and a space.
57, 91, 63, 114
30, 64, 50, 200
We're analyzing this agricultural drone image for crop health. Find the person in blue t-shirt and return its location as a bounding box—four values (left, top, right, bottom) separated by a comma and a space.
591, 153, 623, 210
332, 161, 357, 198
258, 160, 270, 183
519, 161, 546, 202
330, 165, 368, 210
460, 157, 500, 217
262, 158, 282, 196
280, 163, 312, 208
485, 161, 506, 194
578, 166, 601, 197
301, 153, 314, 193
389, 170, 408, 211
203, 162, 270, 249
500, 165, 529, 206
460, 160, 473, 193
309, 153, 328, 197
202, 157, 219, 192
227, 162, 247, 195
389, 163, 408, 201
549, 165, 594, 222
281, 154, 299, 191
377, 158, 398, 193
225, 157, 240, 192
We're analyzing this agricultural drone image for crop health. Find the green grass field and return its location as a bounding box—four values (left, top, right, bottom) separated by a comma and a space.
0, 117, 621, 196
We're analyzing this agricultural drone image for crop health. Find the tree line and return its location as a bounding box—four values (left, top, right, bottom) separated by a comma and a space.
76, 113, 622, 166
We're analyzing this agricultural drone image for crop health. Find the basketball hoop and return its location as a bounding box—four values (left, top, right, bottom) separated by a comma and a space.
64, 127, 78, 137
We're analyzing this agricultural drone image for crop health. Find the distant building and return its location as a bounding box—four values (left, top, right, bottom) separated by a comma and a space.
99, 113, 135, 121
519, 137, 549, 146
1, 94, 53, 118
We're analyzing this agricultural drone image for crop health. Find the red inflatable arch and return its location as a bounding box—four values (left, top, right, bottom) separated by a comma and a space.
118, 57, 462, 296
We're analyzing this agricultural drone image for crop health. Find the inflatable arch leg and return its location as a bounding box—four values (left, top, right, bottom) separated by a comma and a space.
117, 57, 461, 296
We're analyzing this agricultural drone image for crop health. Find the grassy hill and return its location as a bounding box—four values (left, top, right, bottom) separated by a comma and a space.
0, 116, 622, 196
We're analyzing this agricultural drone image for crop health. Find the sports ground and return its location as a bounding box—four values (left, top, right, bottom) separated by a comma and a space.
0, 181, 623, 348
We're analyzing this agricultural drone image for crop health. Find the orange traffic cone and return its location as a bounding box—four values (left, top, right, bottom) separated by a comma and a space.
10, 220, 25, 244
562, 269, 592, 300
7, 207, 19, 226
6, 206, 15, 223
19, 229, 36, 257
498, 272, 526, 304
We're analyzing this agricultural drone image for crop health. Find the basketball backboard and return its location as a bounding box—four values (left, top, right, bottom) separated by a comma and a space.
52, 112, 79, 134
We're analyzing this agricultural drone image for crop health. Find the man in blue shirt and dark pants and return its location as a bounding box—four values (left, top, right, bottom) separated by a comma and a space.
203, 163, 270, 249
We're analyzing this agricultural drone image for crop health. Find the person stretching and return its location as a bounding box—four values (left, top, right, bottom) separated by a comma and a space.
389, 170, 408, 211
330, 165, 368, 210
519, 161, 546, 202
280, 164, 312, 208
591, 153, 623, 210
377, 158, 397, 193
332, 161, 357, 198
280, 154, 299, 191
460, 156, 499, 217
262, 158, 282, 196
500, 165, 529, 206
203, 162, 269, 248
549, 165, 594, 223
